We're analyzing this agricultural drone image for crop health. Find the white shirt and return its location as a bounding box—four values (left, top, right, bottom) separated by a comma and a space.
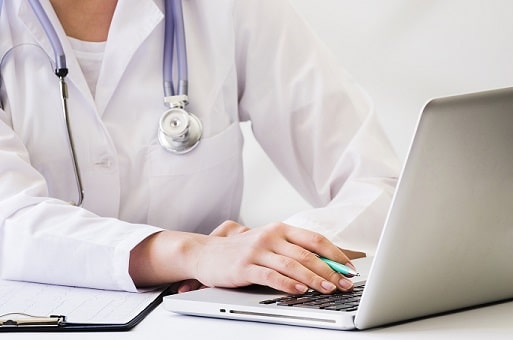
0, 0, 399, 291
67, 37, 105, 98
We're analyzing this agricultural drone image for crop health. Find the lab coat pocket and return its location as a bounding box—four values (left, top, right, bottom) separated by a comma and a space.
147, 121, 244, 233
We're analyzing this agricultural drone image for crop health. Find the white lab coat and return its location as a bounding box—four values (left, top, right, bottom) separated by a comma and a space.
0, 0, 399, 291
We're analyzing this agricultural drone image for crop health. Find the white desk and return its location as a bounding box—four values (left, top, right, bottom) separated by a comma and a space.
5, 257, 513, 339
6, 298, 513, 339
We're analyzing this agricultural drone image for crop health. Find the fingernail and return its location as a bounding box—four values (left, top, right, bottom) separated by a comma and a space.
295, 283, 308, 293
321, 281, 336, 292
346, 261, 357, 271
339, 278, 353, 290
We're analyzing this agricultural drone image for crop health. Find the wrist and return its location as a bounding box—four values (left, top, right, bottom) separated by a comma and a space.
129, 230, 207, 287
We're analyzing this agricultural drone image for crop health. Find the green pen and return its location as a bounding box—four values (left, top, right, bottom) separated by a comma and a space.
319, 257, 359, 277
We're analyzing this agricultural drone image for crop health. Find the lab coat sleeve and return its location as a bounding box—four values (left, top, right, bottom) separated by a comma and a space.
0, 108, 162, 291
234, 0, 400, 255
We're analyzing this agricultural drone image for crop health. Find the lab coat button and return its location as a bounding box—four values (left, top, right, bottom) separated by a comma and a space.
94, 157, 113, 168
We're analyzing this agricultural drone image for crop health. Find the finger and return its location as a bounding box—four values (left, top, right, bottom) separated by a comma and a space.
270, 243, 354, 292
284, 226, 354, 267
244, 264, 310, 295
248, 248, 335, 294
177, 279, 204, 293
246, 223, 353, 292
210, 220, 251, 237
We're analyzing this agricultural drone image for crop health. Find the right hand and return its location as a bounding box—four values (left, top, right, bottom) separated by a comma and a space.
188, 221, 355, 294
130, 221, 355, 294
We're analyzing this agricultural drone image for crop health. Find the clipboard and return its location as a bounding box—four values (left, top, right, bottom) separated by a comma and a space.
0, 280, 172, 332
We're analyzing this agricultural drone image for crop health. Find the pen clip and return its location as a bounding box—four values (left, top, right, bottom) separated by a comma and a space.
0, 313, 66, 327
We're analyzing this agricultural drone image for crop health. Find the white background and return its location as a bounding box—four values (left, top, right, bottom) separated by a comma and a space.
240, 0, 513, 227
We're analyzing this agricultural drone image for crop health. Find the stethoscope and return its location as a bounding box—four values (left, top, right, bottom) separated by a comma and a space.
2, 0, 203, 206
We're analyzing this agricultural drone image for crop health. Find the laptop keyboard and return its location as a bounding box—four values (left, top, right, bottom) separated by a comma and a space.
259, 284, 364, 312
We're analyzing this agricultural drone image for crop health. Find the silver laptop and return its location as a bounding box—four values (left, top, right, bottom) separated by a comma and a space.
164, 87, 513, 330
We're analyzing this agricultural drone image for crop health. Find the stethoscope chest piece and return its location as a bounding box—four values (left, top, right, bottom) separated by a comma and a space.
158, 106, 202, 154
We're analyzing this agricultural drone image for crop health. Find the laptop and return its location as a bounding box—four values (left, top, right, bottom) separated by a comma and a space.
164, 87, 513, 330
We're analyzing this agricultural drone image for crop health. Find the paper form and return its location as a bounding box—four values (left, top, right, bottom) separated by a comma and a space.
0, 279, 165, 324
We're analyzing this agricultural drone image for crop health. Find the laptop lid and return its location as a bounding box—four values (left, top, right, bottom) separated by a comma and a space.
164, 87, 513, 330
355, 86, 513, 329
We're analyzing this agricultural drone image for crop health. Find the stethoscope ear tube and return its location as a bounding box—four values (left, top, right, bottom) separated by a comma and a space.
27, 0, 67, 77
163, 0, 188, 97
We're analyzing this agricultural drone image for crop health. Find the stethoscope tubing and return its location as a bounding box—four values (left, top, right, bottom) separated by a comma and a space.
28, 0, 83, 205
27, 0, 68, 77
59, 77, 84, 206
164, 0, 188, 97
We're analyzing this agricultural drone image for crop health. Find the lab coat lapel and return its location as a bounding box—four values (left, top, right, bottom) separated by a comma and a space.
17, 0, 96, 110
94, 0, 164, 116
18, 0, 164, 117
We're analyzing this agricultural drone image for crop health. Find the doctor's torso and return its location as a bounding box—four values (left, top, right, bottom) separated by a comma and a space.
0, 0, 245, 234
0, 0, 400, 291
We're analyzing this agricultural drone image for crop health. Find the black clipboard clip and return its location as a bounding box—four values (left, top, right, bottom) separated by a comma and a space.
0, 313, 66, 328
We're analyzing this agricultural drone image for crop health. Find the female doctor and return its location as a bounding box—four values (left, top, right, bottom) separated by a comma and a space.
0, 0, 399, 294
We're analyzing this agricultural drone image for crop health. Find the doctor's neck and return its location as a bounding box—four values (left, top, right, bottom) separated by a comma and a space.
49, 0, 117, 42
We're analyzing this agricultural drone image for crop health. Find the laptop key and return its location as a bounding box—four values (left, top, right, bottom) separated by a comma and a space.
259, 284, 364, 311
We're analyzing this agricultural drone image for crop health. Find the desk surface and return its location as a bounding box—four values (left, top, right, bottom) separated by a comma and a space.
5, 257, 513, 338
6, 297, 513, 339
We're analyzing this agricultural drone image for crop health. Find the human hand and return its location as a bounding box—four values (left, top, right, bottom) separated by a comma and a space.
176, 221, 251, 293
189, 221, 355, 294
